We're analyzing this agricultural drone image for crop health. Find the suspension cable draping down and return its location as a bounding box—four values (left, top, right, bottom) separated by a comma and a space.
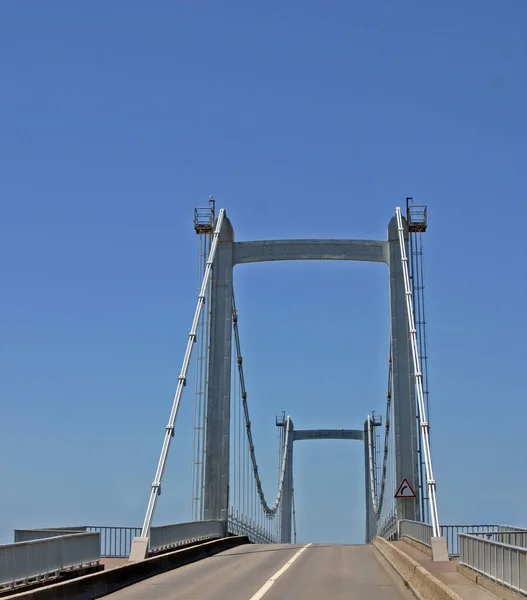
366, 356, 393, 520
232, 293, 291, 516
365, 356, 393, 525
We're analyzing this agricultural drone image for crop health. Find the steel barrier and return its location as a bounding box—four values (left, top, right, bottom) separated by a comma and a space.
495, 531, 527, 549
149, 520, 225, 553
14, 526, 141, 558
441, 524, 527, 557
0, 533, 100, 589
399, 520, 433, 548
86, 526, 142, 558
379, 513, 398, 541
398, 521, 527, 557
227, 516, 275, 544
14, 529, 85, 543
460, 533, 527, 595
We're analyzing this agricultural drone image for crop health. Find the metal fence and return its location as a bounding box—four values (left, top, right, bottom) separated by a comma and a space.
441, 524, 527, 557
460, 533, 527, 596
399, 520, 433, 548
398, 521, 527, 557
150, 520, 226, 553
14, 529, 85, 543
379, 513, 398, 541
0, 533, 100, 589
86, 526, 142, 558
495, 531, 527, 548
228, 516, 275, 544
14, 526, 141, 558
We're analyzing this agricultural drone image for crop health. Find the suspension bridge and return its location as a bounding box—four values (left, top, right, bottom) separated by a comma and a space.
131, 198, 441, 554
3, 201, 525, 600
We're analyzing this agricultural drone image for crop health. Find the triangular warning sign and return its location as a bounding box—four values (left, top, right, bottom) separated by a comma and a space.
394, 478, 416, 499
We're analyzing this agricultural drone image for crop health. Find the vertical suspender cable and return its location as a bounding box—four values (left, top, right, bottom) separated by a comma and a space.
292, 486, 297, 544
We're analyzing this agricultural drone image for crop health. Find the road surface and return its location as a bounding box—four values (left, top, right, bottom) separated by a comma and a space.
105, 543, 415, 599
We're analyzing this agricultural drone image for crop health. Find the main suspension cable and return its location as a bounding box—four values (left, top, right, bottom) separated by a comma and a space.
232, 293, 290, 516
366, 355, 393, 520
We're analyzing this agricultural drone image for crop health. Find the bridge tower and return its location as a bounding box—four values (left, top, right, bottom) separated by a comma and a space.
203, 211, 421, 529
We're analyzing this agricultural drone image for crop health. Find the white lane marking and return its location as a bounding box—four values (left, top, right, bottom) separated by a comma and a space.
248, 543, 312, 600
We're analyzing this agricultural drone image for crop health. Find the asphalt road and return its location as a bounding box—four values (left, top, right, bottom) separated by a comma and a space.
105, 543, 415, 599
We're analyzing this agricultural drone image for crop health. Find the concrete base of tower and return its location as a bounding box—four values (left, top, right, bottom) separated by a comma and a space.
431, 536, 449, 562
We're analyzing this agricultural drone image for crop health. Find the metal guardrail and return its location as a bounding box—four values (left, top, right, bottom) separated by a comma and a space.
379, 513, 397, 541
399, 519, 433, 548
228, 516, 275, 544
0, 533, 100, 589
149, 520, 226, 553
495, 531, 527, 548
14, 529, 86, 543
441, 524, 527, 557
86, 526, 142, 558
460, 533, 527, 596
399, 521, 527, 557
441, 525, 503, 557
14, 526, 141, 558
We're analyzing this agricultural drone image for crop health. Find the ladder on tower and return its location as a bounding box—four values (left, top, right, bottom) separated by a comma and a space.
406, 198, 431, 524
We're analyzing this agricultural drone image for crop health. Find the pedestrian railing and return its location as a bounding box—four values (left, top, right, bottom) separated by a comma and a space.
441, 524, 527, 557
399, 519, 433, 549
399, 521, 527, 558
228, 515, 276, 544
86, 526, 142, 557
379, 513, 397, 541
15, 526, 142, 558
460, 532, 527, 596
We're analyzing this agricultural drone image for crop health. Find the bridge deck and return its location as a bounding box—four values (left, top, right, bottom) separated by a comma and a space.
104, 543, 414, 599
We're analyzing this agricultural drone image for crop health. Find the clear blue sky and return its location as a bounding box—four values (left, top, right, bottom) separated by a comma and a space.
1, 1, 526, 545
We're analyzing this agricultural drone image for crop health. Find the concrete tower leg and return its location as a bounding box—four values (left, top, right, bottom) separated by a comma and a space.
280, 419, 294, 543
387, 216, 420, 523
204, 216, 234, 524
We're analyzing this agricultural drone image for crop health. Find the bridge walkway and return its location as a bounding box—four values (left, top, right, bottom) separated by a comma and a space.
395, 541, 499, 600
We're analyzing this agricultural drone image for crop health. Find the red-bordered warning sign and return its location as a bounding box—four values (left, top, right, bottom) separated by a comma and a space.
394, 478, 416, 499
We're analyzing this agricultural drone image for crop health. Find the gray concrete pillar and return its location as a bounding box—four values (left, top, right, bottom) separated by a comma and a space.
387, 216, 420, 523
204, 216, 234, 522
280, 419, 294, 543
